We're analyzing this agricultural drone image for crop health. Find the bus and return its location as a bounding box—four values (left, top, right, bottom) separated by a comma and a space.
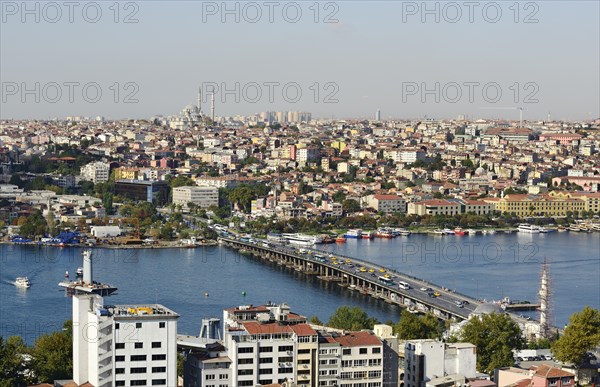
398, 281, 411, 290
378, 276, 394, 286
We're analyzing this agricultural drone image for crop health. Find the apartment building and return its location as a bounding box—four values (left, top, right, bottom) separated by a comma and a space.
173, 186, 219, 209
495, 194, 587, 217
80, 161, 110, 183
404, 339, 476, 387
408, 200, 462, 216
366, 194, 406, 213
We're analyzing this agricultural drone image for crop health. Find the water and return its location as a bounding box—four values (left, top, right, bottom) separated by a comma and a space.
0, 232, 598, 344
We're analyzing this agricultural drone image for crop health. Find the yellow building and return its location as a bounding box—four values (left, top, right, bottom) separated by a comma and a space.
113, 167, 139, 181
549, 191, 600, 213
496, 193, 586, 217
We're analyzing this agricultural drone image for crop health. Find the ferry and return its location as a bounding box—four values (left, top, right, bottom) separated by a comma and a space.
344, 229, 362, 239
15, 277, 31, 288
518, 224, 541, 233
267, 233, 286, 244
361, 231, 374, 239
282, 233, 322, 246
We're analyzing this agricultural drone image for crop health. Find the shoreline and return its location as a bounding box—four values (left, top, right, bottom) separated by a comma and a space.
0, 240, 219, 249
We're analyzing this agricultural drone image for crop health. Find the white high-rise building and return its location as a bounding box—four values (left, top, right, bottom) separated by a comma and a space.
60, 251, 179, 387
80, 161, 110, 183
376, 109, 381, 121
172, 186, 219, 209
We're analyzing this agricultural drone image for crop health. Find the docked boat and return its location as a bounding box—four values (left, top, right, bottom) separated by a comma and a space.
361, 231, 374, 239
442, 228, 455, 235
335, 235, 346, 243
282, 233, 322, 246
518, 224, 541, 233
568, 224, 580, 232
15, 277, 31, 288
454, 227, 467, 236
432, 229, 444, 235
344, 229, 362, 239
76, 267, 84, 276
466, 229, 477, 236
375, 228, 395, 238
557, 225, 567, 232
267, 233, 286, 244
395, 228, 411, 236
579, 225, 590, 233
321, 235, 335, 244
538, 226, 549, 233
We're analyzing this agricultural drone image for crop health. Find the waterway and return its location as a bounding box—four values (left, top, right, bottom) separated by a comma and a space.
0, 232, 598, 344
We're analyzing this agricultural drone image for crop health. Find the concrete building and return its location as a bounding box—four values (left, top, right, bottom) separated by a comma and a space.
404, 339, 476, 387
366, 194, 406, 213
115, 180, 170, 205
172, 186, 219, 209
59, 251, 179, 387
80, 161, 110, 183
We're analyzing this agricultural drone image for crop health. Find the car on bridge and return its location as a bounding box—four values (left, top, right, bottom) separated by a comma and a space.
420, 286, 433, 292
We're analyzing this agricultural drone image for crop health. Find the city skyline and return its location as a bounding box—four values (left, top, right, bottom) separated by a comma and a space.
1, 1, 599, 121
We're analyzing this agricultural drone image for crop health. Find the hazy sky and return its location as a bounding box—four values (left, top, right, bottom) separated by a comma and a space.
1, 1, 599, 121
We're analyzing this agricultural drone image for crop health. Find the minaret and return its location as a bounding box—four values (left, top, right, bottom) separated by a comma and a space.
538, 257, 551, 338
197, 87, 202, 114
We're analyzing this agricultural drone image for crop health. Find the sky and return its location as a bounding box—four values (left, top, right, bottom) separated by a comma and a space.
1, 0, 599, 121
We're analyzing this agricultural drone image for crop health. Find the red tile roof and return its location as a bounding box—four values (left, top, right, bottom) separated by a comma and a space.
533, 364, 575, 379
332, 331, 381, 347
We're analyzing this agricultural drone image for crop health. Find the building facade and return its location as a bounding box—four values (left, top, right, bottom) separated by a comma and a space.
173, 186, 219, 209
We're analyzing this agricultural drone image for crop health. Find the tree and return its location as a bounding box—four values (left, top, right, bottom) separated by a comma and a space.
0, 336, 30, 387
552, 306, 600, 380
327, 306, 378, 331
170, 175, 195, 188
30, 320, 72, 383
459, 313, 525, 374
309, 315, 323, 325
394, 310, 443, 340
342, 199, 361, 213
159, 224, 174, 240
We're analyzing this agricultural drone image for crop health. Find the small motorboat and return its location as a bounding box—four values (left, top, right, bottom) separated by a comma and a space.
76, 267, 84, 276
335, 236, 346, 243
15, 277, 31, 288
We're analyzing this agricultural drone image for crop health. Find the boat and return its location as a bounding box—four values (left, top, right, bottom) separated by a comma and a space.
335, 235, 346, 243
432, 229, 444, 235
442, 228, 455, 235
557, 225, 567, 232
361, 231, 374, 239
538, 226, 549, 233
76, 267, 83, 276
375, 228, 395, 238
281, 233, 322, 246
568, 224, 580, 232
15, 277, 31, 288
454, 227, 467, 236
395, 228, 411, 236
321, 235, 335, 244
487, 229, 496, 234
466, 229, 477, 236
518, 224, 541, 233
65, 271, 69, 278
344, 229, 362, 239
579, 225, 590, 233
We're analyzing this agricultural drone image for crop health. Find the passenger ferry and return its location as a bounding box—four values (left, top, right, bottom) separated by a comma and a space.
281, 233, 322, 246
267, 233, 286, 244
344, 229, 362, 239
15, 277, 31, 288
518, 224, 541, 233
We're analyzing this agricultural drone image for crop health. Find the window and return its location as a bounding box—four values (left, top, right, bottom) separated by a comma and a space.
359, 348, 368, 354
152, 380, 166, 386
152, 367, 166, 373
152, 354, 166, 361
131, 355, 147, 361
136, 323, 142, 328
259, 357, 273, 364
131, 367, 147, 373
238, 382, 253, 387
116, 382, 125, 386
343, 348, 351, 355
131, 381, 147, 386
259, 346, 273, 353
115, 368, 125, 374
238, 369, 253, 376
259, 380, 273, 385
152, 342, 161, 348
278, 367, 293, 374
372, 347, 381, 354
259, 369, 273, 375
115, 355, 125, 362
298, 349, 310, 354
115, 343, 125, 349
135, 342, 143, 349
159, 322, 165, 328
115, 323, 120, 329
279, 345, 293, 352
238, 347, 254, 354
206, 375, 216, 380
219, 374, 229, 380
238, 358, 253, 364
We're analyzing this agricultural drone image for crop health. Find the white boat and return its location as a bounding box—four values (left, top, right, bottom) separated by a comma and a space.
466, 229, 477, 236
15, 277, 31, 288
76, 267, 84, 276
361, 231, 374, 239
282, 233, 322, 246
518, 224, 541, 233
394, 228, 411, 236
432, 229, 444, 235
344, 229, 362, 239
538, 226, 549, 233
442, 228, 455, 235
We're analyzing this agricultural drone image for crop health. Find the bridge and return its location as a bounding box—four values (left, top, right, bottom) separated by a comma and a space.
219, 237, 510, 322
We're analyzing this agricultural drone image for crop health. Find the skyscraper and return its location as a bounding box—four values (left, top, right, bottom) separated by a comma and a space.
375, 109, 381, 121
